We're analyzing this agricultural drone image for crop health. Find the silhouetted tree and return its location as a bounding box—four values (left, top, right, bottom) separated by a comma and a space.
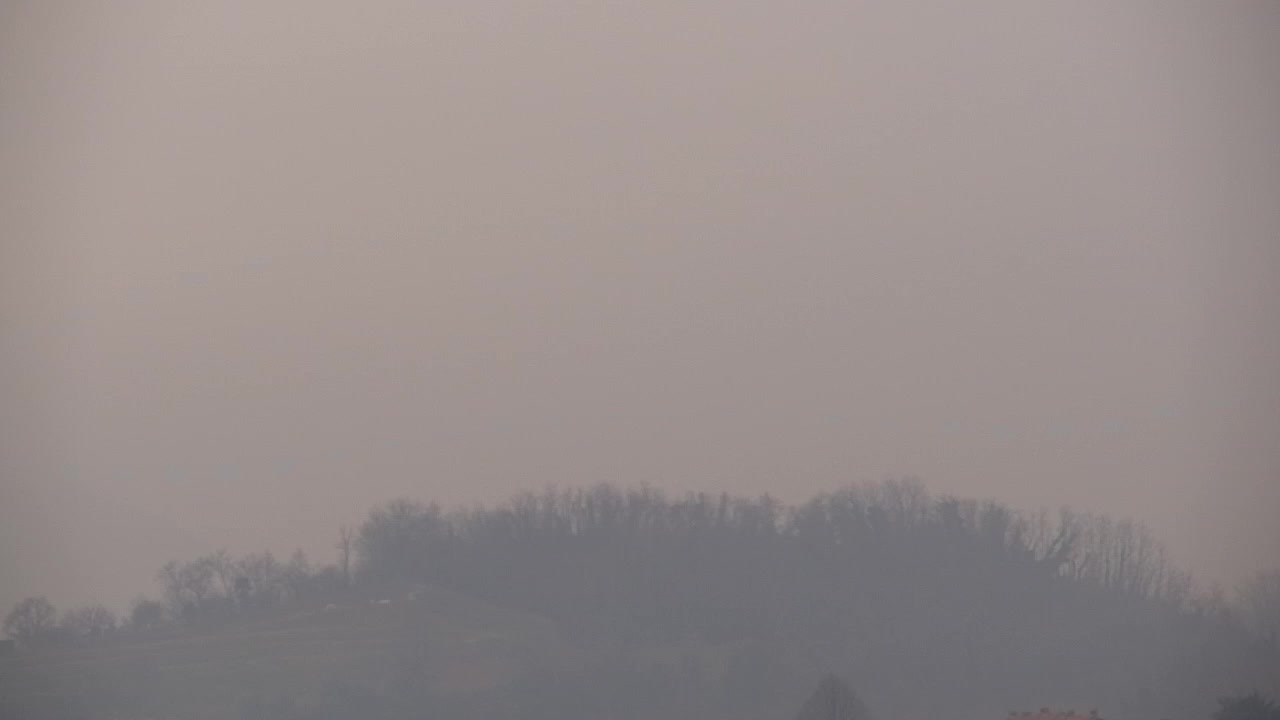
337, 525, 354, 587
60, 604, 117, 636
130, 596, 165, 630
209, 549, 239, 597
283, 549, 312, 601
237, 551, 285, 608
235, 576, 253, 607
1213, 693, 1280, 720
795, 675, 870, 720
1238, 571, 1280, 644
3, 596, 57, 645
157, 557, 216, 619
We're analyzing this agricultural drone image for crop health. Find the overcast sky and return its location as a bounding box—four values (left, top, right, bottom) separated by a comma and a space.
2, 1, 1278, 614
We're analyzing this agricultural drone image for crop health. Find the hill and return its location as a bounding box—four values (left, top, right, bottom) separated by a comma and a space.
3, 481, 1277, 720
0, 586, 573, 719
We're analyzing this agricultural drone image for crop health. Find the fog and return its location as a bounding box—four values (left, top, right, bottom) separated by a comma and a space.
2, 0, 1278, 634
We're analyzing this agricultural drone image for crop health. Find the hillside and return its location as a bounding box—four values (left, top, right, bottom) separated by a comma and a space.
0, 587, 571, 720
3, 482, 1277, 720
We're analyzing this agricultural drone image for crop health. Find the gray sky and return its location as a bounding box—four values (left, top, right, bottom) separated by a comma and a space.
2, 1, 1278, 614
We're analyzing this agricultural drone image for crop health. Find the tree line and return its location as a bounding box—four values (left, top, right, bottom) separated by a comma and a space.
5, 480, 1279, 719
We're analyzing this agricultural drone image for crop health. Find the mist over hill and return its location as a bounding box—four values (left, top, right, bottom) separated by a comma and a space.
4, 480, 1278, 720
6, 4, 1279, 720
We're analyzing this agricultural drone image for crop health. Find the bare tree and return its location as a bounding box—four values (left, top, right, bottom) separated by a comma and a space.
3, 596, 57, 645
130, 597, 165, 630
283, 549, 312, 601
60, 605, 118, 636
157, 558, 216, 619
1058, 511, 1186, 603
1213, 692, 1280, 720
237, 551, 284, 608
1238, 571, 1280, 644
337, 525, 354, 587
795, 674, 871, 720
208, 550, 239, 597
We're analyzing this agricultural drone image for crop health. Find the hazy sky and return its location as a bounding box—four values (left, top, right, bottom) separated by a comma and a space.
2, 1, 1278, 614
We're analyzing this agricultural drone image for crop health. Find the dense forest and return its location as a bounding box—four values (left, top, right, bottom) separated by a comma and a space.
4, 480, 1279, 720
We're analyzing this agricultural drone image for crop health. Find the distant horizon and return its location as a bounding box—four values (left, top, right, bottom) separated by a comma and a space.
7, 477, 1247, 615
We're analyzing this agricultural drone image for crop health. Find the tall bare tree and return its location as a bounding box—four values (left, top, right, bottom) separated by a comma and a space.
1238, 571, 1280, 644
337, 525, 354, 587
